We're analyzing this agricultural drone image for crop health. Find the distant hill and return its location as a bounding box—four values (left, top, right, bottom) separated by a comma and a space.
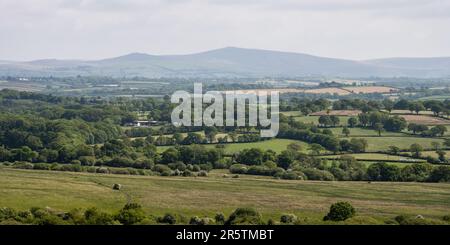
1, 47, 450, 78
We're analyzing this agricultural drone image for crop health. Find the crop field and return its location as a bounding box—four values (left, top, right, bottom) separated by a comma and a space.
399, 115, 450, 125
342, 86, 397, 94
342, 137, 446, 151
303, 87, 351, 95
389, 110, 435, 115
1, 168, 449, 222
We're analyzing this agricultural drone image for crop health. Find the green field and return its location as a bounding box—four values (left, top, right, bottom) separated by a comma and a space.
328, 127, 406, 137
342, 137, 446, 151
281, 111, 304, 117
321, 153, 426, 162
157, 139, 311, 154
293, 116, 351, 126
1, 168, 449, 222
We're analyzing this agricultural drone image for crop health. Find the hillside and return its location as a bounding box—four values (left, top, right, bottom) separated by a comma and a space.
1, 47, 450, 78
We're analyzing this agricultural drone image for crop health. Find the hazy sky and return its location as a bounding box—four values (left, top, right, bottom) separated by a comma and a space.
1, 0, 450, 61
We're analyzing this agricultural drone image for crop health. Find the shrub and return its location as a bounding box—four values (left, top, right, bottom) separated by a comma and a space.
115, 203, 146, 225
225, 208, 263, 225
302, 168, 334, 181
153, 164, 171, 173
229, 164, 248, 174
33, 163, 51, 170
280, 214, 298, 224
428, 165, 450, 182
323, 202, 355, 221
182, 169, 193, 177
12, 161, 33, 169
395, 215, 446, 225
198, 170, 208, 177
168, 162, 187, 171
96, 167, 109, 174
214, 213, 225, 224
189, 216, 214, 225
158, 213, 177, 224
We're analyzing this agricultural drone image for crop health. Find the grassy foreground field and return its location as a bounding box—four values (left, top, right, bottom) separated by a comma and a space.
1, 168, 449, 223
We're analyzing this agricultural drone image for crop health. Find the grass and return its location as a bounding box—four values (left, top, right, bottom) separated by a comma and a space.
293, 116, 351, 126
342, 137, 446, 151
328, 127, 406, 137
1, 168, 449, 222
157, 139, 311, 154
320, 153, 426, 162
281, 111, 303, 117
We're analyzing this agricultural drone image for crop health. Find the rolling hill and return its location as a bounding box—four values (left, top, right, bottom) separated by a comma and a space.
1, 47, 450, 78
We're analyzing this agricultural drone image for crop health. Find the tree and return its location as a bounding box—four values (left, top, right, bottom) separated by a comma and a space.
277, 150, 296, 169
410, 143, 423, 158
382, 99, 394, 113
436, 150, 447, 163
430, 125, 447, 137
347, 117, 358, 128
367, 162, 401, 181
387, 145, 400, 155
358, 113, 369, 127
444, 138, 450, 148
323, 202, 355, 221
383, 116, 407, 132
342, 126, 350, 137
408, 123, 428, 135
236, 148, 264, 165
431, 142, 441, 151
428, 166, 450, 182
330, 116, 340, 127
349, 138, 368, 153
318, 115, 332, 127
374, 123, 384, 136
204, 127, 218, 143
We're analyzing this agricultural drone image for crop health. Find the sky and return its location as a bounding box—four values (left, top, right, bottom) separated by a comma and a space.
1, 0, 450, 61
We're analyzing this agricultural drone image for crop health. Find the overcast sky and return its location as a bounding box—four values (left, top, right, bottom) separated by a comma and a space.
1, 0, 450, 61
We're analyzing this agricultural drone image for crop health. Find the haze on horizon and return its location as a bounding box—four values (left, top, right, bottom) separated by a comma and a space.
1, 0, 450, 61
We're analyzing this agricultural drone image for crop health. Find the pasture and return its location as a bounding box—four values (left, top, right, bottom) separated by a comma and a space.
1, 168, 449, 222
342, 137, 446, 151
157, 138, 310, 154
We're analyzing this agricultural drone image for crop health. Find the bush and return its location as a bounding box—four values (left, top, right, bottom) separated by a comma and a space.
323, 202, 355, 221
395, 215, 446, 225
168, 162, 186, 171
214, 213, 225, 224
158, 213, 177, 224
302, 168, 334, 181
225, 208, 263, 225
229, 164, 248, 174
12, 161, 33, 169
189, 216, 214, 225
280, 214, 298, 224
182, 169, 193, 177
153, 164, 171, 173
198, 170, 208, 177
428, 166, 450, 182
115, 203, 146, 225
33, 163, 51, 170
